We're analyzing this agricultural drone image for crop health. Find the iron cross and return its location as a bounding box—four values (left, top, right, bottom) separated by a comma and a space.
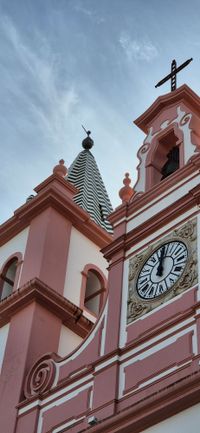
155, 58, 193, 92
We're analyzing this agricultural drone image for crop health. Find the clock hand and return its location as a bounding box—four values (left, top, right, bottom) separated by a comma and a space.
156, 246, 165, 277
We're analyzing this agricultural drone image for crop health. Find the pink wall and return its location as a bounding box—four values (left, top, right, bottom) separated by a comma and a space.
20, 207, 72, 295
0, 302, 61, 433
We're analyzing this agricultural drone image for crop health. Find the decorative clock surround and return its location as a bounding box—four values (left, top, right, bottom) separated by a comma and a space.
127, 219, 198, 323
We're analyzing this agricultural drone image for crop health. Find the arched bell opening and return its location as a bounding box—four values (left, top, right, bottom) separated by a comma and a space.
146, 128, 182, 190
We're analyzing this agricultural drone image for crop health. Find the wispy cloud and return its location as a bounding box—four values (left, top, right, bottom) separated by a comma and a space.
74, 3, 94, 17
0, 14, 84, 221
119, 32, 158, 62
0, 15, 79, 150
74, 2, 105, 23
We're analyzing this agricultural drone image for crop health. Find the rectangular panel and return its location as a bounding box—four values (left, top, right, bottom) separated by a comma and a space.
124, 332, 193, 394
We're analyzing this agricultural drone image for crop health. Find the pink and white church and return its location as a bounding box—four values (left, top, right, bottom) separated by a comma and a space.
1, 83, 200, 433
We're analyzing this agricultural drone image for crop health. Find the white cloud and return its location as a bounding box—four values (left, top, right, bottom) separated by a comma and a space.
119, 32, 158, 62
0, 15, 79, 149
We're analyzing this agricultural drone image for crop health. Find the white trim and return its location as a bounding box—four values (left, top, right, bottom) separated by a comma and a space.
122, 325, 195, 362
37, 382, 93, 433
127, 176, 200, 234
130, 171, 199, 221
89, 388, 94, 409
196, 214, 200, 301
112, 172, 199, 229
18, 374, 93, 415
58, 299, 108, 367
122, 318, 194, 361
18, 399, 41, 416
95, 355, 119, 372
118, 325, 195, 398
138, 365, 178, 389
192, 324, 198, 356
119, 259, 129, 348
70, 367, 89, 378
121, 359, 193, 399
118, 365, 126, 399
99, 300, 108, 356
52, 416, 85, 433
126, 208, 197, 257
19, 318, 195, 416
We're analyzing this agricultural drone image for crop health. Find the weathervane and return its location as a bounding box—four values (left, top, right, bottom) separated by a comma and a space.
155, 58, 193, 92
81, 125, 94, 150
82, 125, 91, 136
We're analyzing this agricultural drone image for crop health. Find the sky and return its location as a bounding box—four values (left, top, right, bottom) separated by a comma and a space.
1, 0, 200, 223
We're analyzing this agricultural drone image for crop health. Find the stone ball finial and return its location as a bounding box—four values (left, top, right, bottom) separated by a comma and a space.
82, 130, 94, 150
53, 159, 68, 177
119, 173, 134, 204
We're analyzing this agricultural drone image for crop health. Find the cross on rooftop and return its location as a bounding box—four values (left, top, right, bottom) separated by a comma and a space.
155, 58, 193, 92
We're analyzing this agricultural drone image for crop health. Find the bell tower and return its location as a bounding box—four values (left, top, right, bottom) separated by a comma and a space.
132, 84, 200, 192
104, 83, 200, 430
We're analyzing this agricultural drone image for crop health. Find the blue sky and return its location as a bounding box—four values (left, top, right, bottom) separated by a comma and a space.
0, 0, 200, 223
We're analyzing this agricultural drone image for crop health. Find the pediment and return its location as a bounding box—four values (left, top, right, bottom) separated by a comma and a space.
134, 84, 200, 133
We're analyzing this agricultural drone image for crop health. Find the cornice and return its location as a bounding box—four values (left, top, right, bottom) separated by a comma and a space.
0, 175, 112, 248
102, 181, 200, 261
134, 84, 200, 133
34, 173, 78, 195
129, 154, 200, 216
108, 203, 127, 226
108, 154, 200, 228
0, 278, 92, 337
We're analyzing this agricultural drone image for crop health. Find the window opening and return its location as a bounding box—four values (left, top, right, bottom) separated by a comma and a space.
0, 258, 18, 300
84, 270, 104, 316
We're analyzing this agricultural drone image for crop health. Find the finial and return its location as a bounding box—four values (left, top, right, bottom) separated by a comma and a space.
119, 173, 134, 204
53, 159, 68, 177
155, 58, 193, 92
82, 125, 94, 150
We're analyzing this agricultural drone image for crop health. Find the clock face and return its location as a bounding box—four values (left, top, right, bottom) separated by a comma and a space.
136, 241, 188, 300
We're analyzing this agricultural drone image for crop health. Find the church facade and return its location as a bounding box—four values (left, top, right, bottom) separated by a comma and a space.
1, 84, 200, 432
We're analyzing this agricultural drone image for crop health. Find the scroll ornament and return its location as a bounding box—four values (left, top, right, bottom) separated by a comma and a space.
24, 354, 57, 398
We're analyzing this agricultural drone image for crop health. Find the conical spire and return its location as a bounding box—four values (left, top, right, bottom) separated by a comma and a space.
66, 132, 113, 234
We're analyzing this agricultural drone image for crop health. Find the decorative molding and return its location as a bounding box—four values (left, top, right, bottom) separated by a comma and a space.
24, 354, 58, 398
134, 84, 200, 133
0, 278, 93, 337
127, 219, 198, 323
0, 174, 112, 249
180, 113, 191, 126
108, 152, 200, 231
103, 174, 200, 262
